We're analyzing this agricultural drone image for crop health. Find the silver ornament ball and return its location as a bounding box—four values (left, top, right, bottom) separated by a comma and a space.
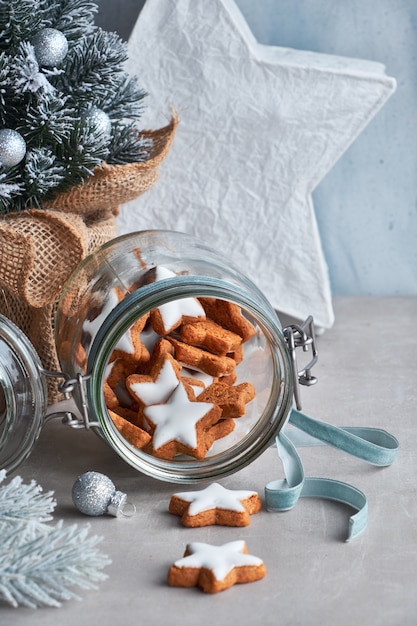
82, 106, 112, 137
72, 471, 127, 517
32, 28, 68, 67
0, 129, 26, 168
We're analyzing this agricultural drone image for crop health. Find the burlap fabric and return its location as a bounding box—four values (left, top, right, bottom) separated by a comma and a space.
0, 115, 177, 402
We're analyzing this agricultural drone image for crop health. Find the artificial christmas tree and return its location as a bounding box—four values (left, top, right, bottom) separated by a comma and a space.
0, 0, 176, 400
0, 0, 153, 212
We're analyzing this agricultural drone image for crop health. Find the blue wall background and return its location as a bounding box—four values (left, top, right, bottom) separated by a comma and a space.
96, 0, 417, 296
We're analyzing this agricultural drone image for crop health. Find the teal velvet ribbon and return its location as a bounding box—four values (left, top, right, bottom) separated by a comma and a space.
265, 409, 399, 541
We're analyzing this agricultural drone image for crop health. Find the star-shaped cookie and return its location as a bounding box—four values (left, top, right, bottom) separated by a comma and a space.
143, 382, 221, 459
198, 382, 256, 418
108, 409, 152, 450
126, 354, 181, 406
83, 287, 149, 363
168, 540, 266, 593
149, 266, 206, 335
169, 482, 262, 527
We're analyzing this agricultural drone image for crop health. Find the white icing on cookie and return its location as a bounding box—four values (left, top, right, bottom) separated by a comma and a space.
144, 382, 214, 450
105, 359, 117, 379
129, 358, 180, 405
174, 541, 263, 580
172, 483, 258, 516
154, 266, 205, 332
83, 289, 134, 355
139, 325, 160, 352
181, 366, 214, 388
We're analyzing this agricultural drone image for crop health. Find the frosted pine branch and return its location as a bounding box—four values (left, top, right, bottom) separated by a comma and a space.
108, 124, 152, 165
11, 41, 54, 95
0, 471, 111, 608
0, 521, 111, 608
0, 179, 23, 202
47, 0, 98, 42
0, 470, 55, 525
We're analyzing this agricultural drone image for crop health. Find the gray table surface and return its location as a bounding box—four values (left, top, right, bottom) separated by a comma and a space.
3, 297, 416, 626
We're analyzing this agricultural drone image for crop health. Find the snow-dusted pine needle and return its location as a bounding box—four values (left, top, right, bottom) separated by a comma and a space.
0, 470, 56, 524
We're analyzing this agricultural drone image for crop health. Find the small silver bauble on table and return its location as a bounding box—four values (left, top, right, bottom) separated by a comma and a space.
72, 471, 135, 517
0, 129, 26, 168
31, 28, 69, 67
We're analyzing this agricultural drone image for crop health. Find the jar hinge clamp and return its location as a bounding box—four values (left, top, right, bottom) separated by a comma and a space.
283, 315, 318, 410
43, 370, 100, 429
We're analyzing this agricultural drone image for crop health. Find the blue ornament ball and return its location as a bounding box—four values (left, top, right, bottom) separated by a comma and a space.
0, 129, 26, 168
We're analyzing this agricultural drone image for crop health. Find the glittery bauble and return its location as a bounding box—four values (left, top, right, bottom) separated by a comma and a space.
82, 106, 112, 137
72, 471, 127, 517
32, 28, 68, 67
0, 129, 26, 168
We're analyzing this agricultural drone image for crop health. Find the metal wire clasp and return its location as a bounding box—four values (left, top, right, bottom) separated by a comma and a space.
283, 315, 318, 411
43, 369, 99, 429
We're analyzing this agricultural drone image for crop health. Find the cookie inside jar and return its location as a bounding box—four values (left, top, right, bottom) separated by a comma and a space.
99, 268, 275, 463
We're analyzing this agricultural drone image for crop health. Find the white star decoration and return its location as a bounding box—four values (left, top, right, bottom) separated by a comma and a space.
173, 541, 263, 581
122, 0, 396, 329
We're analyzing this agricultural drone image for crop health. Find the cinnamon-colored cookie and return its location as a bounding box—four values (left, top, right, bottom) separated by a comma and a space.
168, 540, 266, 593
108, 409, 152, 449
179, 318, 242, 356
169, 482, 262, 527
126, 353, 181, 407
143, 382, 222, 459
168, 337, 236, 378
199, 298, 256, 342
198, 381, 256, 418
149, 267, 206, 334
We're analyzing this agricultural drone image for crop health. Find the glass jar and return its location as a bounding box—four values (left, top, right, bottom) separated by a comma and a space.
0, 230, 317, 482
0, 315, 48, 473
